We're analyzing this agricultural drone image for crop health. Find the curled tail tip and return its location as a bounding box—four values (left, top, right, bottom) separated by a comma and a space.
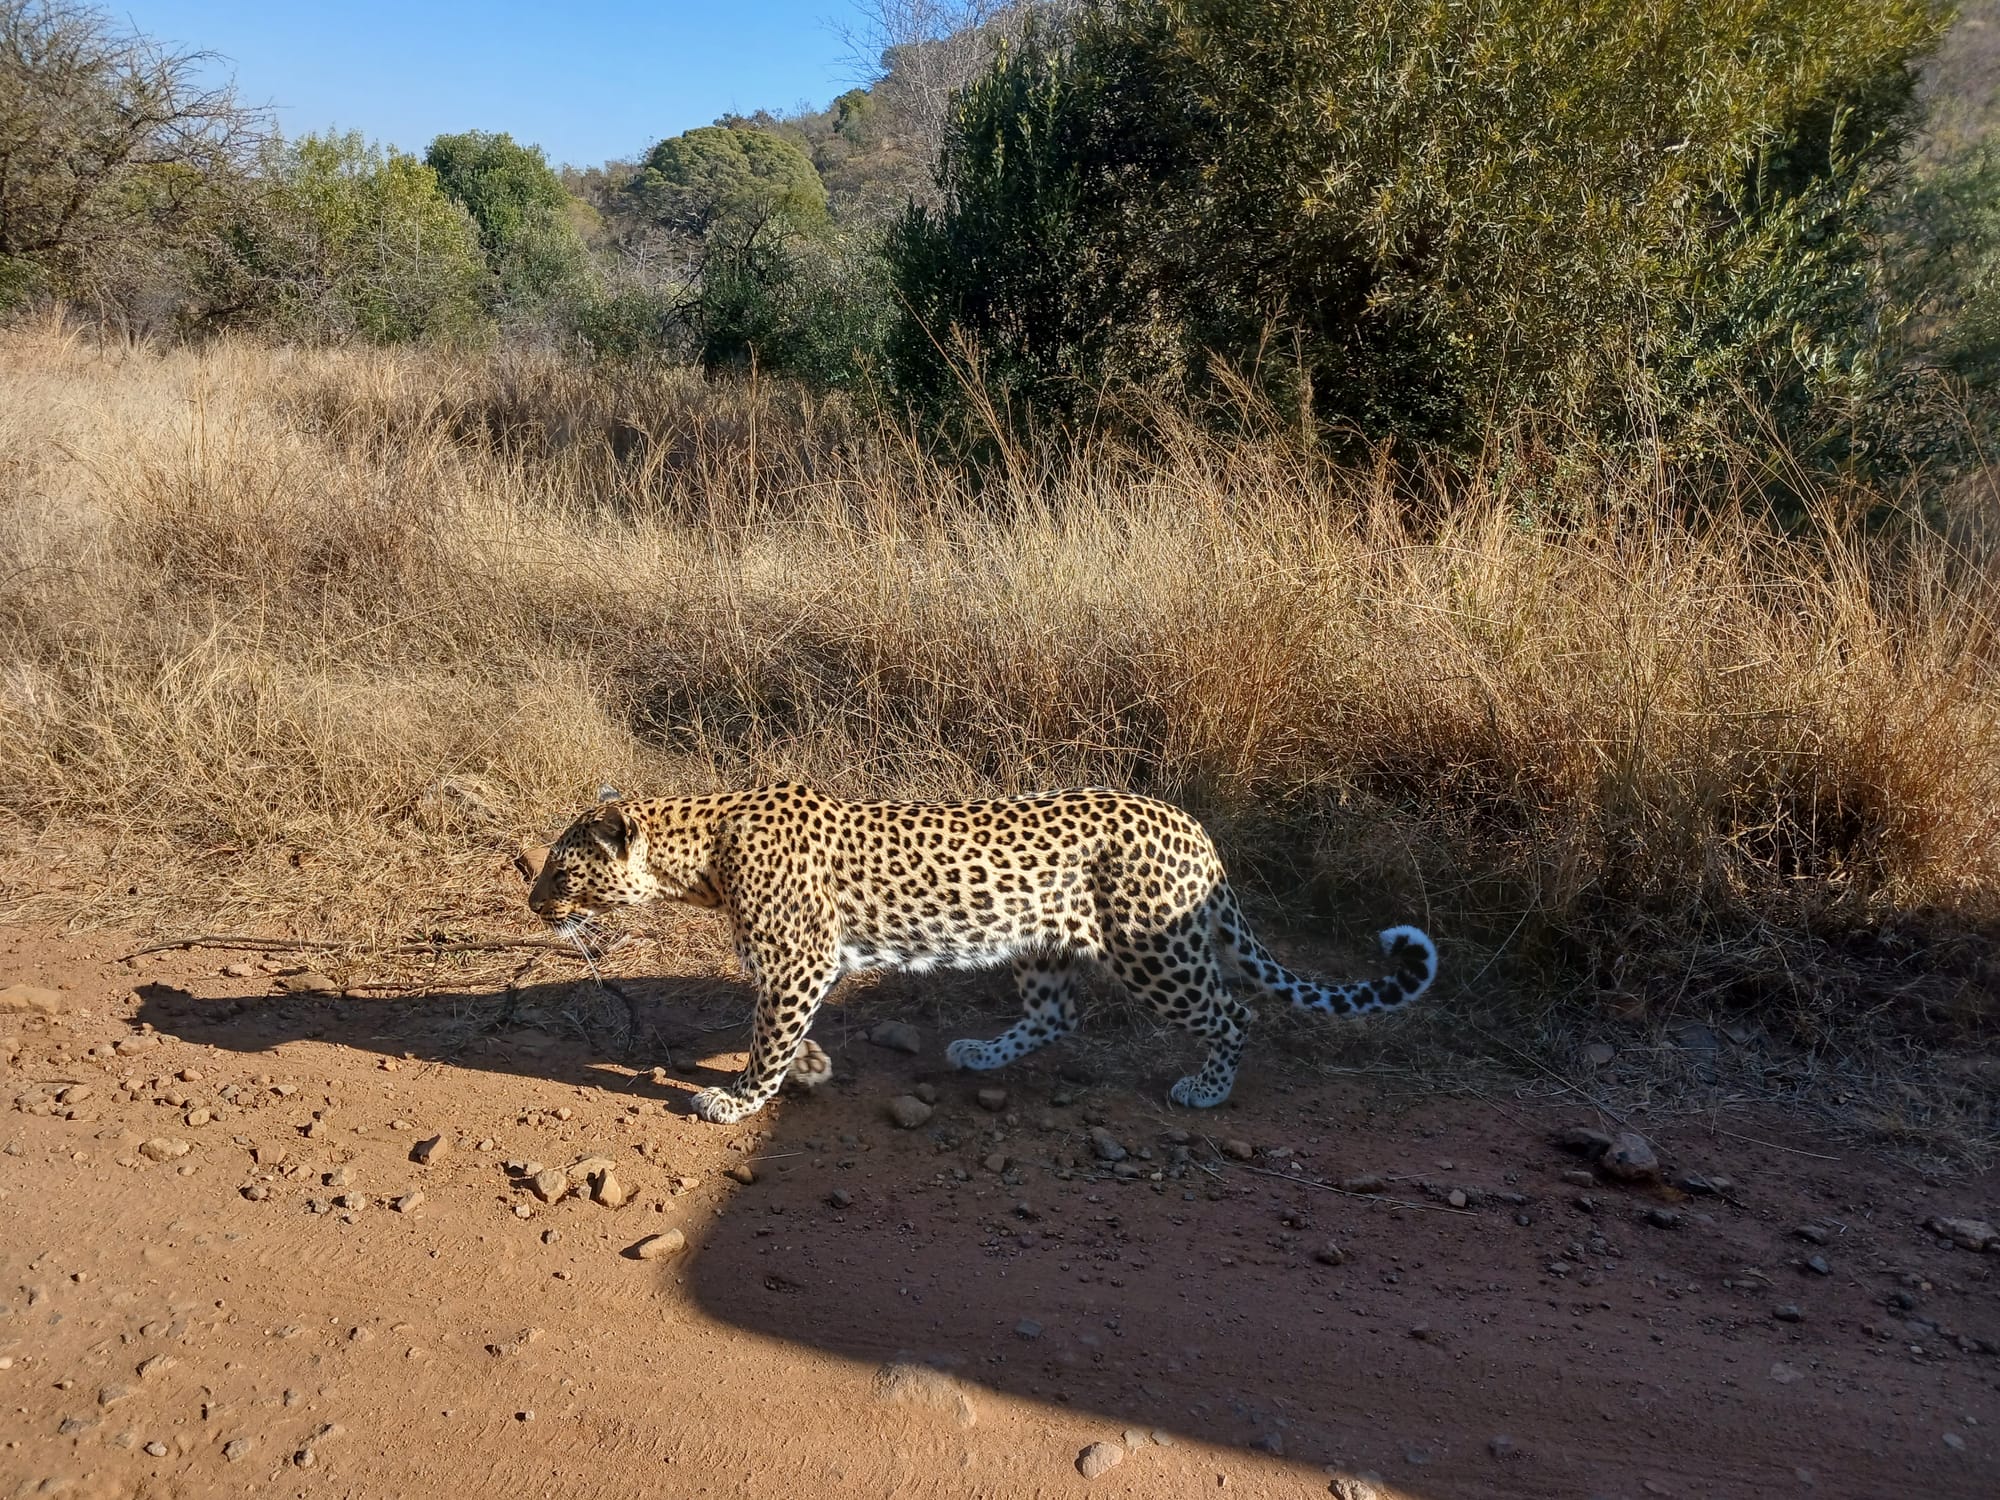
1377, 924, 1438, 1000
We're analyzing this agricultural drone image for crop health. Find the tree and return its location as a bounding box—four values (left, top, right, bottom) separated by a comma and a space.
424, 129, 589, 307
890, 0, 1953, 470
194, 131, 489, 343
627, 125, 828, 240
0, 0, 260, 314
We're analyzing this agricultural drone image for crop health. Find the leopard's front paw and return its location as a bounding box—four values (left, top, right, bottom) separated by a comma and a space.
945, 1037, 1003, 1071
689, 1086, 756, 1123
784, 1038, 833, 1091
1168, 1073, 1231, 1109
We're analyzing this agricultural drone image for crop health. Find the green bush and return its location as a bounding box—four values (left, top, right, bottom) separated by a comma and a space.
890, 0, 1953, 470
425, 130, 592, 312
194, 131, 491, 343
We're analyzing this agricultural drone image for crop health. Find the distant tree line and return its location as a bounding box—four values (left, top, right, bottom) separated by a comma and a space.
4, 0, 1996, 485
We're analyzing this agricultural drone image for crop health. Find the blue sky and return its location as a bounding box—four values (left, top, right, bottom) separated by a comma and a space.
118, 2, 870, 168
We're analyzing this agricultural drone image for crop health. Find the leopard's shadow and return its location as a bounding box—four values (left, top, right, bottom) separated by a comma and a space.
133, 970, 1452, 1487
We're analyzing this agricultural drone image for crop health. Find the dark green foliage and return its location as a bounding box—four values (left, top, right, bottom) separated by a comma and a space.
192, 132, 489, 344
891, 0, 1955, 470
424, 130, 590, 307
629, 125, 828, 238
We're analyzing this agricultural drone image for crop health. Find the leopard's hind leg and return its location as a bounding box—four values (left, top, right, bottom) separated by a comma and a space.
946, 952, 1080, 1071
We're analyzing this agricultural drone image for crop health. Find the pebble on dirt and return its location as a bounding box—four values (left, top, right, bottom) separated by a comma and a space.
591, 1171, 629, 1208
1077, 1440, 1125, 1478
1600, 1132, 1661, 1183
1088, 1127, 1127, 1162
867, 1020, 922, 1055
976, 1087, 1008, 1112
1926, 1216, 1997, 1252
886, 1095, 934, 1130
633, 1230, 686, 1260
530, 1168, 568, 1204
1314, 1240, 1347, 1266
1221, 1138, 1253, 1161
725, 1163, 756, 1185
393, 1191, 424, 1214
411, 1135, 446, 1165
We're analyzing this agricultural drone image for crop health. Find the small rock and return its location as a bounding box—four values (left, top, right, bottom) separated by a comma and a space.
279, 971, 337, 994
1077, 1441, 1124, 1479
144, 1440, 168, 1457
222, 1437, 252, 1461
1803, 1255, 1830, 1276
1645, 1207, 1683, 1230
1943, 1432, 1966, 1451
1313, 1240, 1347, 1266
913, 1082, 938, 1105
867, 1020, 922, 1055
1926, 1216, 1998, 1253
725, 1163, 756, 1186
1446, 1189, 1468, 1209
1580, 1043, 1616, 1067
1770, 1361, 1803, 1385
222, 962, 257, 979
334, 1193, 367, 1211
530, 1168, 568, 1204
829, 1188, 853, 1209
138, 1137, 189, 1162
241, 1184, 270, 1201
295, 1446, 316, 1467
393, 1191, 424, 1214
1556, 1126, 1614, 1159
1795, 1223, 1831, 1246
1121, 1427, 1150, 1450
136, 1354, 174, 1379
1015, 1319, 1043, 1339
872, 1362, 975, 1428
0, 984, 68, 1015
633, 1230, 686, 1260
1339, 1173, 1386, 1193
184, 1106, 211, 1127
1489, 1435, 1517, 1459
976, 1088, 1008, 1112
886, 1095, 934, 1130
1088, 1127, 1127, 1163
591, 1171, 629, 1209
1774, 1304, 1803, 1322
1600, 1132, 1660, 1183
325, 1166, 354, 1188
982, 1152, 1008, 1172
411, 1135, 446, 1166
1221, 1138, 1253, 1161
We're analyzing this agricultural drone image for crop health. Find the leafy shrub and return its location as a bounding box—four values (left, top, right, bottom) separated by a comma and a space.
890, 0, 1954, 471
193, 131, 491, 343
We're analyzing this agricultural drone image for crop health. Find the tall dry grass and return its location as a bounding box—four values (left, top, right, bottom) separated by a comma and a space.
0, 318, 1995, 1042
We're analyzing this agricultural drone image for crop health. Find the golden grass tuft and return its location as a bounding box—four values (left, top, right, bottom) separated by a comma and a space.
0, 319, 1995, 1045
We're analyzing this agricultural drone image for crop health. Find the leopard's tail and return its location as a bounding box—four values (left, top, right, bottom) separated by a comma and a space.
1215, 889, 1436, 1018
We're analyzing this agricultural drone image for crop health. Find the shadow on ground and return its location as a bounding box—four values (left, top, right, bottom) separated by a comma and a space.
135, 967, 1998, 1499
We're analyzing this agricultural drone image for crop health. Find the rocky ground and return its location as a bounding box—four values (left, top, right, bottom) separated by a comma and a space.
1, 924, 1996, 1499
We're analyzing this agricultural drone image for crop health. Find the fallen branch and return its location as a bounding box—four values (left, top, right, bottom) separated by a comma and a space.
117, 933, 624, 963
1208, 1147, 1479, 1217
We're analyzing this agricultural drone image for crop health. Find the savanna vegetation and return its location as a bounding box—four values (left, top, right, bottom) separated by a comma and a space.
1, 0, 1996, 1118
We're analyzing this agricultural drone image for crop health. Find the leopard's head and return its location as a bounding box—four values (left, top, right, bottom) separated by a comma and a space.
528, 798, 659, 937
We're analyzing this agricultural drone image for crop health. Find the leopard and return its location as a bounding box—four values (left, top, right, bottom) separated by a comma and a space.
527, 783, 1436, 1124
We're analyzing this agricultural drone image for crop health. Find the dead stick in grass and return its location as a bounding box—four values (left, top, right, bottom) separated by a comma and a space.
1224, 1158, 1477, 1217
117, 934, 620, 962
1467, 1022, 1632, 1128
1703, 1125, 1841, 1161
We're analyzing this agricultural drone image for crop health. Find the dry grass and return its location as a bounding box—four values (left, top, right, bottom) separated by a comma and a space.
1, 318, 1996, 1067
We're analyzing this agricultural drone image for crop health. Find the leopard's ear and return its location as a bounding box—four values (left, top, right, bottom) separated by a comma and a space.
596, 783, 621, 803
586, 801, 632, 860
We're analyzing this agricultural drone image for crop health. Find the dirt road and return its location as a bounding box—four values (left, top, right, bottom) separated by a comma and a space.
3, 926, 1995, 1498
